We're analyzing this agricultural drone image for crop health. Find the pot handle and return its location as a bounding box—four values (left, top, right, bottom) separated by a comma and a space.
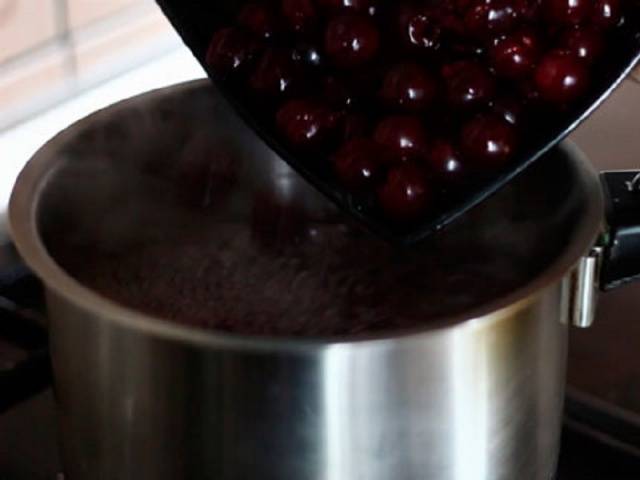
0, 265, 51, 414
600, 170, 640, 291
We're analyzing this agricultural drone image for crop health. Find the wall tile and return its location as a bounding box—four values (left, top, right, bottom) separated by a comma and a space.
66, 0, 140, 30
0, 45, 70, 112
71, 8, 173, 78
0, 0, 58, 63
572, 79, 640, 170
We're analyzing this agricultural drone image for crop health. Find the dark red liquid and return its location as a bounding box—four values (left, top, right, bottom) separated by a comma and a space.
53, 222, 531, 337
40, 90, 573, 339
47, 169, 553, 338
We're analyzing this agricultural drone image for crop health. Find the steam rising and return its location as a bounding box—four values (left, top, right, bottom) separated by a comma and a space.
38, 86, 578, 337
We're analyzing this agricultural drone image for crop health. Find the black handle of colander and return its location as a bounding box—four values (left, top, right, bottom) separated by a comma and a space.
600, 170, 640, 291
0, 263, 51, 414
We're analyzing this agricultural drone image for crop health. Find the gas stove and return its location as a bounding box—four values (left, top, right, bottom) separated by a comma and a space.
3, 78, 640, 479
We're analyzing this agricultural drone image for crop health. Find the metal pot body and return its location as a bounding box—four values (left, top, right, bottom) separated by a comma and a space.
47, 281, 570, 480
9, 81, 604, 480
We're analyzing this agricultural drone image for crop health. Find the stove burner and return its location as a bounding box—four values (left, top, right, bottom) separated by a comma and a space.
0, 245, 49, 415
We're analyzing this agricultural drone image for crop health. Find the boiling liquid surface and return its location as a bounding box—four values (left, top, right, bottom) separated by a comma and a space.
51, 199, 542, 337
40, 94, 575, 338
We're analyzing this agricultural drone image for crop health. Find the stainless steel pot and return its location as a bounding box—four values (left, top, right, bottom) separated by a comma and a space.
7, 80, 640, 480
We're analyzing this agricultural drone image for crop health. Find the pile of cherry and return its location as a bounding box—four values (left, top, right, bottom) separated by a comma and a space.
205, 0, 625, 224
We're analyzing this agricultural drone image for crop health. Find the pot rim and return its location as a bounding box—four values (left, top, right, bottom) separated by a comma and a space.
8, 79, 605, 352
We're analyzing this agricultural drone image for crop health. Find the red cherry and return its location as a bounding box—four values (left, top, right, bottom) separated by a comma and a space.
519, 79, 542, 104
592, 0, 622, 29
374, 115, 429, 161
464, 0, 520, 38
282, 0, 317, 34
492, 96, 525, 126
333, 139, 384, 190
342, 113, 370, 140
276, 99, 338, 149
249, 48, 301, 98
348, 67, 387, 100
442, 61, 496, 109
325, 15, 380, 68
293, 42, 324, 68
378, 163, 432, 222
460, 114, 518, 168
543, 0, 592, 25
512, 27, 541, 51
426, 140, 467, 184
517, 0, 542, 21
323, 76, 359, 108
490, 30, 540, 78
397, 6, 443, 51
440, 11, 467, 38
559, 27, 604, 63
205, 28, 259, 76
238, 3, 280, 40
317, 0, 377, 15
380, 63, 438, 112
534, 51, 590, 104
454, 0, 474, 14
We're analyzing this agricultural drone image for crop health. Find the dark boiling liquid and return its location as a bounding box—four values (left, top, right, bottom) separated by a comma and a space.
52, 216, 528, 337
43, 118, 564, 338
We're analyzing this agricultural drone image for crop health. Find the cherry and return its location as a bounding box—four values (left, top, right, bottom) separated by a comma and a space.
276, 99, 338, 149
282, 0, 317, 34
492, 96, 525, 126
293, 42, 324, 68
592, 0, 622, 29
519, 79, 542, 104
397, 6, 443, 52
378, 163, 432, 222
559, 27, 604, 63
460, 114, 518, 168
318, 0, 377, 15
464, 0, 520, 38
454, 0, 474, 14
333, 139, 384, 190
202, 0, 630, 228
426, 140, 467, 184
205, 28, 259, 76
380, 63, 438, 112
341, 113, 370, 140
442, 61, 496, 110
323, 75, 358, 107
325, 14, 381, 68
543, 0, 591, 25
374, 115, 429, 161
249, 48, 301, 98
534, 51, 590, 104
238, 3, 280, 40
490, 30, 540, 78
517, 0, 542, 21
348, 66, 387, 99
440, 10, 467, 38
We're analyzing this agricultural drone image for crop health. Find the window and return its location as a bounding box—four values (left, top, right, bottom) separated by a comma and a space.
0, 0, 178, 130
